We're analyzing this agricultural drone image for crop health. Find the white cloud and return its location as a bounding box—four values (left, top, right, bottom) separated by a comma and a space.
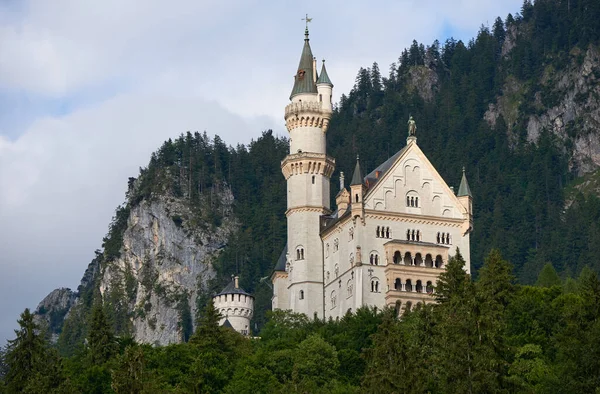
0, 0, 523, 343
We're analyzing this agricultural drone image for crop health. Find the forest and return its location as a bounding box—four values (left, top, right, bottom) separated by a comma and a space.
2, 0, 600, 391
2, 251, 599, 393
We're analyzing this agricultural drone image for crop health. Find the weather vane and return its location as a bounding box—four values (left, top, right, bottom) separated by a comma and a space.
302, 13, 312, 29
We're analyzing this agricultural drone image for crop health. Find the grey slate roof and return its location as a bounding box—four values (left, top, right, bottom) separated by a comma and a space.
290, 29, 318, 99
222, 318, 234, 329
274, 243, 288, 272
216, 279, 251, 297
316, 60, 333, 86
350, 157, 363, 186
363, 146, 408, 191
457, 168, 472, 197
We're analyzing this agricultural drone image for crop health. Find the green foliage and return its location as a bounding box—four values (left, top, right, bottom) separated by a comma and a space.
4, 309, 66, 393
536, 262, 562, 287
87, 300, 118, 366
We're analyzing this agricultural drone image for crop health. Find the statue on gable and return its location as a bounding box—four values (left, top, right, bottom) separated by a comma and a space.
408, 116, 417, 136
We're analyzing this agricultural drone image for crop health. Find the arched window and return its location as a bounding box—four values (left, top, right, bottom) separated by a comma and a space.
376, 226, 380, 238
299, 290, 304, 300
405, 279, 413, 292
447, 233, 451, 244
319, 94, 322, 102
347, 280, 353, 297
370, 253, 379, 266
435, 255, 443, 268
334, 238, 339, 251
437, 232, 440, 243
326, 243, 329, 257
425, 254, 433, 267
331, 291, 337, 308
426, 281, 434, 294
312, 175, 315, 184
410, 197, 415, 207
406, 229, 410, 240
394, 278, 402, 290
393, 251, 401, 264
371, 278, 380, 293
441, 233, 446, 244
334, 264, 339, 278
355, 194, 359, 203
416, 280, 423, 293
349, 227, 354, 240
415, 197, 419, 207
404, 252, 412, 266
415, 253, 423, 266
406, 196, 410, 206
395, 300, 402, 316
411, 230, 415, 241
386, 227, 390, 238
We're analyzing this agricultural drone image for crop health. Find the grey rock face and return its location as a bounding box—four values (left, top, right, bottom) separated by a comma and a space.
485, 45, 600, 175
100, 188, 237, 345
34, 288, 76, 343
35, 184, 237, 346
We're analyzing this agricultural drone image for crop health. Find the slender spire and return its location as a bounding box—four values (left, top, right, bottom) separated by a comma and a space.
290, 24, 318, 99
457, 167, 472, 197
317, 60, 333, 86
350, 155, 363, 186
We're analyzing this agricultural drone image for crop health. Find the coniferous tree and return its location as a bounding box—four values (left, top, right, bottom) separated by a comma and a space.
87, 299, 117, 366
535, 263, 562, 287
4, 309, 65, 393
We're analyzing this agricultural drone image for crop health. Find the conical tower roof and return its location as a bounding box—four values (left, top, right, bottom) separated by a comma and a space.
290, 28, 318, 99
350, 156, 363, 186
317, 60, 333, 86
457, 167, 472, 197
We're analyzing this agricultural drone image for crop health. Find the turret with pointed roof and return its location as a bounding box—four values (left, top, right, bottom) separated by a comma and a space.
457, 167, 472, 197
212, 275, 254, 336
350, 155, 366, 220
317, 60, 333, 86
290, 28, 318, 100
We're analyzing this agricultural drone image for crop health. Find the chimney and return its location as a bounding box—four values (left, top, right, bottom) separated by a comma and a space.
234, 276, 239, 289
339, 172, 345, 190
313, 57, 317, 83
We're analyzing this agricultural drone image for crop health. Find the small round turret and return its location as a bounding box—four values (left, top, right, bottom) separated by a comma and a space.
213, 276, 254, 336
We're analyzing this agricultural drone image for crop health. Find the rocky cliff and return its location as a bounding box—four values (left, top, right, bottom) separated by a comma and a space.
486, 43, 600, 175
35, 183, 237, 346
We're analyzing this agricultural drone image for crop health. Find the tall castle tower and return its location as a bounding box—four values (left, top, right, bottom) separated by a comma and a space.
279, 27, 335, 318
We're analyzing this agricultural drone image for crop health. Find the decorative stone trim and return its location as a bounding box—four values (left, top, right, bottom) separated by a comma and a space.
286, 206, 331, 217
284, 102, 332, 132
365, 210, 464, 227
281, 153, 336, 179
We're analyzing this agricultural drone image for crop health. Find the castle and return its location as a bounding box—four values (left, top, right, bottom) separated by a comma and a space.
271, 27, 473, 318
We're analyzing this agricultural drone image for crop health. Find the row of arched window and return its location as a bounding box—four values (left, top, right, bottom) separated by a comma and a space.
437, 232, 451, 244
376, 226, 391, 239
296, 247, 305, 260
406, 229, 421, 242
393, 278, 434, 293
392, 251, 444, 268
406, 196, 419, 207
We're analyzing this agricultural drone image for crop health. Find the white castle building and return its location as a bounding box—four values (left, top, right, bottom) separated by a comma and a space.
271, 28, 474, 318
213, 276, 254, 335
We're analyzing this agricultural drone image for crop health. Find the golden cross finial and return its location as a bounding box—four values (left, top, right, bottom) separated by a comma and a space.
301, 14, 312, 29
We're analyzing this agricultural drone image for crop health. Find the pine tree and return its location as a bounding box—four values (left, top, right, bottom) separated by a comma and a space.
535, 263, 561, 287
87, 299, 117, 366
4, 309, 65, 393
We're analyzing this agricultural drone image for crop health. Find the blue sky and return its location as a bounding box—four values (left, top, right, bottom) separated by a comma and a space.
0, 0, 523, 344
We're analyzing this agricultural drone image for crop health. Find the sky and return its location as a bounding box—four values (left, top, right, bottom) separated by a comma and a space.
0, 0, 523, 344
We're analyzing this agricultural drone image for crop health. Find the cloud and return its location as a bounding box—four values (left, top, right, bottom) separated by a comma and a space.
0, 92, 278, 343
0, 0, 523, 343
